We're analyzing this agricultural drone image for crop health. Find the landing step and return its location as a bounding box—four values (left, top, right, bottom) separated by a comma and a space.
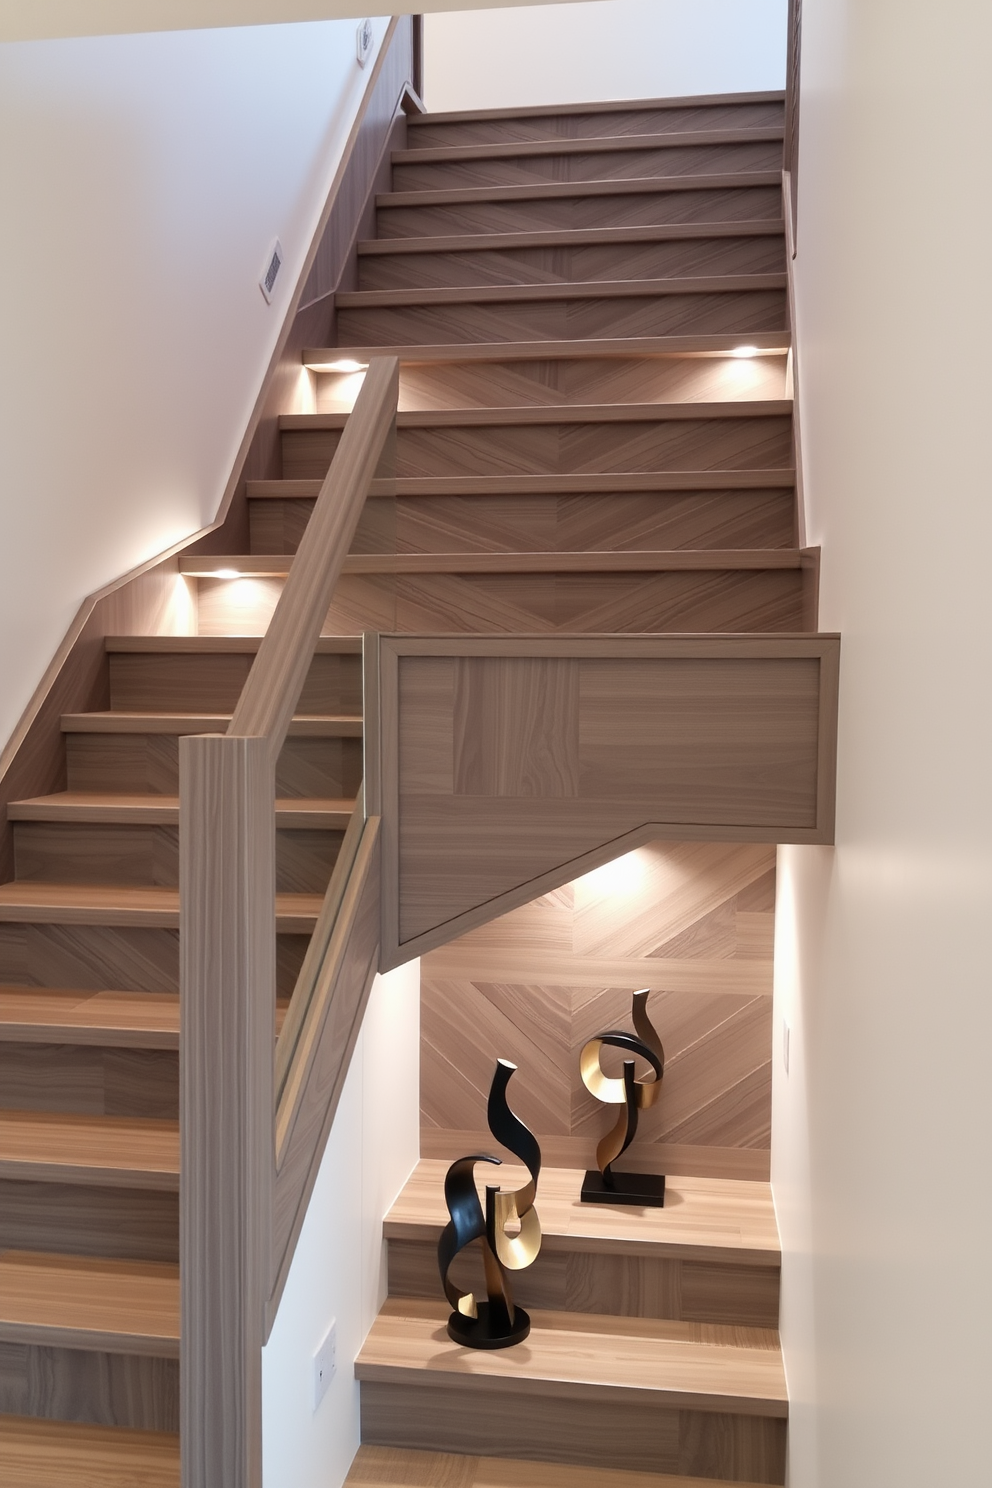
0, 987, 179, 1048
251, 470, 796, 501
0, 1109, 179, 1190
358, 221, 787, 255
0, 1251, 179, 1356
392, 127, 784, 167
281, 400, 792, 429
61, 713, 362, 738
378, 173, 782, 209
103, 635, 362, 654
185, 551, 801, 579
0, 884, 322, 933
0, 1415, 179, 1488
306, 332, 791, 364
8, 793, 356, 829
347, 1445, 768, 1488
336, 277, 786, 310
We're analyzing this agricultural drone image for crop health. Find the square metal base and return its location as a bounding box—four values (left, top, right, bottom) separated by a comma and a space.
580, 1169, 666, 1207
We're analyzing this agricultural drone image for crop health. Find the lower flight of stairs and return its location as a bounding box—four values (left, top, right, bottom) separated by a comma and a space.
352, 1162, 787, 1486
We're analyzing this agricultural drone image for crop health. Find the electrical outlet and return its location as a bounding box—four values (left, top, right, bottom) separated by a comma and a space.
313, 1321, 337, 1410
356, 19, 374, 67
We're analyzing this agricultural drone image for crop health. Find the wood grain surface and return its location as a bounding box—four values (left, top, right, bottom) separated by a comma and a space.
0, 988, 179, 1048
0, 1111, 178, 1190
0, 1415, 179, 1488
346, 1444, 770, 1488
0, 1252, 179, 1356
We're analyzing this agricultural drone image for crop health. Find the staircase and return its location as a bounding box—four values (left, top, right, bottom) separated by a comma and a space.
0, 88, 796, 1482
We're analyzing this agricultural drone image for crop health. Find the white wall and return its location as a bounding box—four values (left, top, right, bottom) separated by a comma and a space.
262, 959, 420, 1488
772, 2, 992, 1484
0, 16, 388, 754
424, 0, 787, 112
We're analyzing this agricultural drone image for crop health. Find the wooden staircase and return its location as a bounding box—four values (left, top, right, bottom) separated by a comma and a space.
0, 88, 801, 1482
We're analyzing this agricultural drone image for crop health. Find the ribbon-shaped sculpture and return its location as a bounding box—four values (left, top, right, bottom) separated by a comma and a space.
579, 988, 667, 1207
437, 1059, 542, 1348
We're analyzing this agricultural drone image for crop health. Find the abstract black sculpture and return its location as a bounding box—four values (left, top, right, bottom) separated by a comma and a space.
579, 988, 666, 1207
437, 1059, 542, 1349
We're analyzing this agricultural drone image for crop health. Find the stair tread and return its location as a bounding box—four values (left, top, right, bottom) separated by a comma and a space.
251, 471, 796, 500
0, 1415, 179, 1488
8, 792, 356, 828
406, 91, 785, 129
338, 277, 785, 310
0, 1251, 179, 1355
103, 634, 362, 653
358, 221, 786, 255
61, 712, 362, 737
379, 173, 782, 209
357, 1299, 787, 1414
308, 332, 791, 363
393, 127, 784, 167
0, 1109, 179, 1189
0, 987, 179, 1047
386, 1161, 779, 1265
281, 400, 792, 429
0, 883, 323, 932
185, 551, 801, 578
347, 1444, 769, 1488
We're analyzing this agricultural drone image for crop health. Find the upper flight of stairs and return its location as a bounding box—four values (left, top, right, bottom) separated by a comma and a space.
0, 90, 792, 1479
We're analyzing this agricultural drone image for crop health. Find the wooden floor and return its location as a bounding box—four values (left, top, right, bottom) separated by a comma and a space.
0, 1416, 179, 1488
347, 1445, 770, 1488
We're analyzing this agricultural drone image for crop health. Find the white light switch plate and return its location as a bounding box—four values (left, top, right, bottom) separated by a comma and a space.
313, 1321, 337, 1410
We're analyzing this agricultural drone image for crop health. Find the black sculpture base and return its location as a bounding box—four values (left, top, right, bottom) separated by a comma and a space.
446, 1302, 531, 1350
581, 1169, 666, 1207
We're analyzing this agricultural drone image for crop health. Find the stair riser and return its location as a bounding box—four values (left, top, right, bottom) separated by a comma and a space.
358, 237, 787, 291
361, 1380, 786, 1484
107, 651, 361, 715
12, 822, 344, 895
0, 1041, 177, 1118
320, 570, 805, 635
66, 734, 363, 801
0, 925, 308, 998
281, 418, 795, 482
407, 102, 786, 149
337, 289, 787, 349
377, 186, 783, 239
0, 1179, 178, 1263
252, 491, 795, 558
391, 142, 784, 192
388, 1239, 780, 1329
0, 1341, 178, 1432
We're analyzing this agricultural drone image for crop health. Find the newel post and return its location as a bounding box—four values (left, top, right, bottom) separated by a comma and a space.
180, 733, 274, 1488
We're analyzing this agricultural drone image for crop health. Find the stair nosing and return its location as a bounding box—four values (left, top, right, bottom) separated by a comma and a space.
8, 792, 355, 828
61, 712, 362, 737
281, 399, 793, 430
378, 172, 782, 210
0, 1108, 179, 1191
336, 275, 786, 310
182, 550, 802, 579
306, 332, 791, 364
358, 220, 787, 256
392, 127, 785, 167
0, 987, 179, 1048
103, 634, 361, 654
250, 470, 797, 500
405, 91, 786, 128
0, 1251, 180, 1358
0, 885, 323, 932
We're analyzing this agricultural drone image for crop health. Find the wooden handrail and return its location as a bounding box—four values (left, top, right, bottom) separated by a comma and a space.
228, 354, 399, 751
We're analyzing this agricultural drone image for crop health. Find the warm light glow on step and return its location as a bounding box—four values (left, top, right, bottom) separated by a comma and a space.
577, 850, 647, 898
306, 357, 369, 374
213, 569, 243, 579
730, 345, 762, 358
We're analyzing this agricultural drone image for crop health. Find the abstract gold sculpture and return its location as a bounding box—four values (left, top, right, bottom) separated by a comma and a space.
579, 988, 666, 1206
437, 1059, 542, 1348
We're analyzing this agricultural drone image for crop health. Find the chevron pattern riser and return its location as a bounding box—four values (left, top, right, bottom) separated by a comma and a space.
0, 1042, 177, 1118
408, 103, 786, 149
391, 142, 783, 192
65, 734, 362, 801
0, 1180, 179, 1264
388, 1240, 780, 1329
337, 289, 787, 348
12, 822, 342, 895
0, 1342, 179, 1432
317, 570, 803, 635
0, 926, 307, 999
358, 237, 786, 291
361, 1381, 786, 1483
251, 491, 795, 557
282, 418, 794, 482
377, 187, 784, 238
